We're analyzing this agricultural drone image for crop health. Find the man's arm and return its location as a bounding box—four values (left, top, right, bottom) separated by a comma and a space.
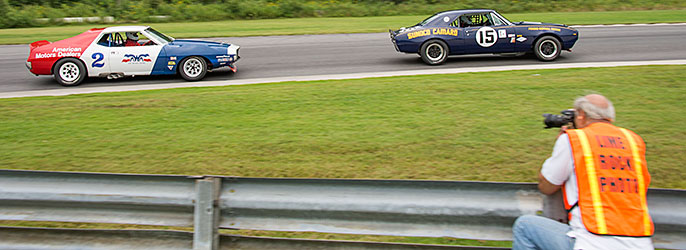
538, 127, 571, 195
538, 172, 562, 195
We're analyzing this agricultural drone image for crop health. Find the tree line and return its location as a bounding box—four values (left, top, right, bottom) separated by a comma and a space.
1, 0, 684, 28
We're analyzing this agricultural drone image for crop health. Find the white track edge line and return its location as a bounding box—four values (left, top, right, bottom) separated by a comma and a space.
3, 59, 686, 99
571, 22, 686, 28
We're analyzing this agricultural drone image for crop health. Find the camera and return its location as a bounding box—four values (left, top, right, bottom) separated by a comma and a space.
543, 109, 575, 129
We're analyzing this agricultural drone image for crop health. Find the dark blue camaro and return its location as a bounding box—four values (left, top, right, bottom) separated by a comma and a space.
390, 9, 579, 65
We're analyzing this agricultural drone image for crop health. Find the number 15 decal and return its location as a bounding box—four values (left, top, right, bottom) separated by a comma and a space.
476, 27, 497, 48
92, 52, 105, 68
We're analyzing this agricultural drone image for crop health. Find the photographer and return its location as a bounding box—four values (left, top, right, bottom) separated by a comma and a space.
512, 94, 654, 250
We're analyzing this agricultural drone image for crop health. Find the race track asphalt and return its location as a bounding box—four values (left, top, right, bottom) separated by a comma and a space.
1, 24, 685, 93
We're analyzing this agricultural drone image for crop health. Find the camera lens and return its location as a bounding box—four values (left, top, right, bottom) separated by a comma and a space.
543, 113, 566, 129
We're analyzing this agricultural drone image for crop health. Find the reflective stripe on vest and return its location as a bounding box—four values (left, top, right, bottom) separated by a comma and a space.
566, 123, 654, 237
618, 128, 653, 236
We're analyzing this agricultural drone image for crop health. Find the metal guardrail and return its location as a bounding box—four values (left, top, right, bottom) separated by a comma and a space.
219, 177, 542, 240
0, 169, 684, 249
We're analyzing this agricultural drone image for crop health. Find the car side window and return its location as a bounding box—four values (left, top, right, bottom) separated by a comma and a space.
97, 33, 126, 47
450, 19, 460, 27
459, 13, 494, 27
97, 34, 111, 47
96, 33, 125, 47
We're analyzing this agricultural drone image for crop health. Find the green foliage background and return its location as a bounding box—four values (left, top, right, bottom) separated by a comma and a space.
2, 0, 685, 28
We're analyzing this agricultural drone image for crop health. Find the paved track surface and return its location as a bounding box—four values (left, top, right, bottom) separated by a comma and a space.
1, 24, 685, 93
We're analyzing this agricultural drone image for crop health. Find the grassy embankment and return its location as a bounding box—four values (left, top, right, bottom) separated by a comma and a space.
1, 65, 684, 188
1, 65, 684, 247
1, 9, 685, 44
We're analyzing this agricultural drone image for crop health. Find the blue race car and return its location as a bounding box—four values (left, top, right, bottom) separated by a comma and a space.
390, 9, 578, 65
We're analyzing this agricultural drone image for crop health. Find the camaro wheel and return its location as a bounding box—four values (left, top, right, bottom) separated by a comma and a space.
534, 36, 562, 61
179, 56, 207, 81
420, 40, 449, 65
54, 58, 86, 86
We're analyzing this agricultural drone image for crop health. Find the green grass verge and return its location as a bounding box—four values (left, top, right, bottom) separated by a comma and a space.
0, 220, 509, 247
1, 9, 685, 44
1, 65, 685, 189
230, 230, 512, 248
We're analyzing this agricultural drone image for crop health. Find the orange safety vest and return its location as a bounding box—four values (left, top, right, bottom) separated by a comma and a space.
564, 122, 654, 237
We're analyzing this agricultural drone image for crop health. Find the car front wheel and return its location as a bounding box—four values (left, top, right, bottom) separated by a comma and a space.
179, 56, 207, 81
54, 58, 86, 86
420, 40, 449, 65
534, 36, 562, 61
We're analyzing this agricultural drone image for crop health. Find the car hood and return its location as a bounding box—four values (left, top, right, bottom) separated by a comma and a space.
168, 39, 230, 47
514, 21, 568, 27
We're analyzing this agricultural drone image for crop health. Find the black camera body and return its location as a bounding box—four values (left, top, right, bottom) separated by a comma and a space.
543, 109, 575, 129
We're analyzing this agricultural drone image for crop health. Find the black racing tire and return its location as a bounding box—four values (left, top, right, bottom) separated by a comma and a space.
53, 58, 86, 86
179, 56, 207, 81
534, 36, 562, 61
420, 40, 449, 65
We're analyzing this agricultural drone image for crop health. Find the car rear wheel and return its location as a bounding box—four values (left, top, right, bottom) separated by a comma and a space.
179, 56, 207, 81
54, 58, 86, 86
534, 36, 562, 61
420, 40, 449, 65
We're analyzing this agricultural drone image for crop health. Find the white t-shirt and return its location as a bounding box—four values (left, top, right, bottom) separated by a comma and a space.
541, 134, 654, 250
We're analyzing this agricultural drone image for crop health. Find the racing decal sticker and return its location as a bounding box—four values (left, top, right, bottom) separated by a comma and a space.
516, 37, 528, 42
432, 28, 458, 37
528, 27, 560, 31
170, 56, 177, 61
407, 28, 458, 39
35, 52, 57, 59
167, 59, 176, 70
217, 55, 236, 63
475, 27, 497, 47
35, 47, 83, 59
407, 29, 431, 39
443, 16, 450, 23
498, 29, 507, 39
35, 53, 56, 59
122, 54, 152, 64
53, 47, 82, 57
91, 52, 105, 68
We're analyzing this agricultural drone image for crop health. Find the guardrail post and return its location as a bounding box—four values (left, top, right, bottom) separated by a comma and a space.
193, 177, 221, 250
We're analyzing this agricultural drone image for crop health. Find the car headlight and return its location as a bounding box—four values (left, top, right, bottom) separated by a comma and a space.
227, 44, 239, 56
25, 61, 32, 70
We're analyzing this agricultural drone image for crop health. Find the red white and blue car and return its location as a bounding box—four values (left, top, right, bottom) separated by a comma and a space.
26, 26, 240, 86
390, 9, 579, 65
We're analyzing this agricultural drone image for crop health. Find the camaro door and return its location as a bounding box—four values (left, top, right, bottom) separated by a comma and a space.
444, 17, 465, 54
461, 12, 515, 54
107, 32, 163, 76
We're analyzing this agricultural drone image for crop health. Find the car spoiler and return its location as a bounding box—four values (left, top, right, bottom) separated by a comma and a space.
30, 40, 51, 50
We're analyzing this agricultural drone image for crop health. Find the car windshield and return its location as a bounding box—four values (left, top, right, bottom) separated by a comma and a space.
145, 28, 174, 43
419, 13, 445, 26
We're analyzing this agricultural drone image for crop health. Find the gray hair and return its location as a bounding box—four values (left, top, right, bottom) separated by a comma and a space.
574, 95, 615, 121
